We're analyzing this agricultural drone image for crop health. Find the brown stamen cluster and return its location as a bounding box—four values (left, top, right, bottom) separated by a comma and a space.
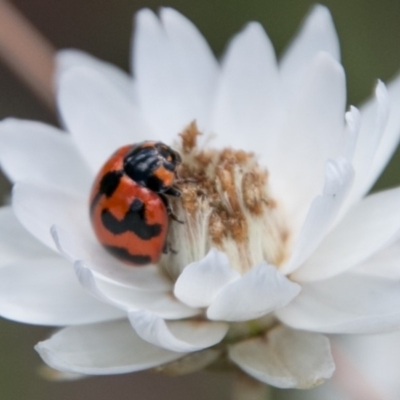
164, 122, 289, 276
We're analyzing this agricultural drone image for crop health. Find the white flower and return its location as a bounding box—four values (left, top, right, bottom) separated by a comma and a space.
1, 4, 400, 390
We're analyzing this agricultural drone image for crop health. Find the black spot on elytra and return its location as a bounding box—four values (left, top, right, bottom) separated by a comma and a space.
99, 170, 123, 196
104, 245, 152, 265
101, 198, 162, 240
146, 174, 167, 193
90, 170, 123, 216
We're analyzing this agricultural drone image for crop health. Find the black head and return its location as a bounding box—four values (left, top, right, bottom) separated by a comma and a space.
123, 141, 181, 193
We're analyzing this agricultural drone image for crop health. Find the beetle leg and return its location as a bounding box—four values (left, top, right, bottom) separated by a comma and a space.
159, 194, 184, 224
163, 186, 181, 197
163, 241, 178, 254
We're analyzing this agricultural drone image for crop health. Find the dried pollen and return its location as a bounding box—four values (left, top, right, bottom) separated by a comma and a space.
242, 170, 269, 215
163, 122, 289, 276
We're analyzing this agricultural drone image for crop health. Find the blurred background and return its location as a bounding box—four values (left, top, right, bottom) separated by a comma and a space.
1, 0, 400, 399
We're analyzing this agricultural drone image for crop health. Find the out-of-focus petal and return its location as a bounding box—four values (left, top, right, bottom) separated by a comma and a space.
0, 257, 124, 325
280, 4, 340, 99
269, 53, 346, 226
334, 332, 400, 400
345, 73, 400, 207
229, 325, 334, 388
56, 49, 135, 101
129, 310, 228, 352
346, 81, 390, 206
207, 263, 300, 321
0, 119, 92, 193
277, 273, 400, 333
133, 8, 218, 141
368, 73, 400, 190
293, 186, 400, 282
0, 206, 54, 267
35, 320, 184, 374
353, 239, 400, 279
212, 22, 281, 151
12, 182, 87, 251
58, 66, 153, 172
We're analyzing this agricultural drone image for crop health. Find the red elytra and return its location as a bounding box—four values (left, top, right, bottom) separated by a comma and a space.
89, 142, 182, 266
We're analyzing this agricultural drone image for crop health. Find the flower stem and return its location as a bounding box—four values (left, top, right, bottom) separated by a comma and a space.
231, 372, 271, 400
0, 0, 55, 110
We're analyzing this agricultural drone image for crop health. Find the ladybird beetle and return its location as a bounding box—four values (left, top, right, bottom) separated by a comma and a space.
89, 141, 182, 266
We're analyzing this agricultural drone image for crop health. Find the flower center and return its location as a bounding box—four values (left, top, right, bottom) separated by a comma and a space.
160, 122, 290, 277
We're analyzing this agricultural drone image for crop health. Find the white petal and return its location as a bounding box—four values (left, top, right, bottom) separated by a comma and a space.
229, 325, 334, 389
12, 182, 166, 292
128, 310, 228, 352
353, 239, 400, 280
174, 249, 239, 308
0, 119, 92, 193
0, 257, 124, 326
35, 320, 184, 374
0, 206, 53, 267
343, 106, 361, 161
347, 81, 390, 205
52, 224, 172, 291
58, 66, 153, 172
335, 333, 400, 400
269, 53, 346, 225
133, 8, 218, 140
206, 263, 300, 321
56, 49, 134, 100
277, 273, 400, 333
293, 186, 400, 282
212, 22, 281, 151
280, 4, 340, 98
283, 157, 354, 275
74, 261, 199, 319
12, 182, 87, 251
352, 73, 400, 202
